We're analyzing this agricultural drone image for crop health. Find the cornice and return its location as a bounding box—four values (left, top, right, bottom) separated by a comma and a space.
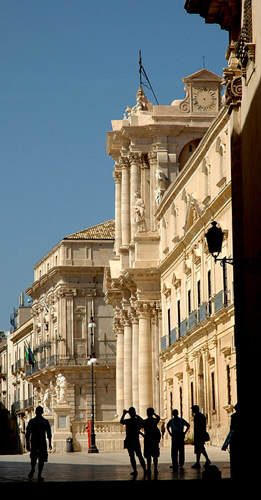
26, 265, 106, 296
9, 317, 34, 343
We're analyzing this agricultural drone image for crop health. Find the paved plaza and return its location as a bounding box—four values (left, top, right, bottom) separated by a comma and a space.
0, 444, 234, 491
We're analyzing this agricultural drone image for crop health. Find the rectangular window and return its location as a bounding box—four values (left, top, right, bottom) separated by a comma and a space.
167, 308, 171, 345
167, 308, 171, 335
208, 270, 212, 315
179, 386, 183, 417
211, 372, 216, 411
177, 300, 181, 335
191, 381, 194, 409
188, 290, 191, 315
227, 365, 231, 406
197, 280, 201, 308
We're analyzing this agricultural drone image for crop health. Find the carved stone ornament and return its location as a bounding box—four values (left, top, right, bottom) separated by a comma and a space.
223, 68, 242, 107
179, 85, 190, 113
223, 43, 242, 107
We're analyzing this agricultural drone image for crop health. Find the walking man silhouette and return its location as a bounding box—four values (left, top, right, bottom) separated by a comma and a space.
191, 405, 211, 469
167, 409, 190, 471
120, 407, 146, 477
25, 406, 52, 481
142, 407, 161, 476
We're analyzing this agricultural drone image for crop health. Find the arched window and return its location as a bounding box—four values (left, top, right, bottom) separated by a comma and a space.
179, 139, 201, 171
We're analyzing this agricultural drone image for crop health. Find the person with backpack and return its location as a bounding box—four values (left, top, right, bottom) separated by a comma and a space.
191, 405, 211, 469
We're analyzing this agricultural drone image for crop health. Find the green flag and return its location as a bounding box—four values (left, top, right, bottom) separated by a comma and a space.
25, 344, 29, 363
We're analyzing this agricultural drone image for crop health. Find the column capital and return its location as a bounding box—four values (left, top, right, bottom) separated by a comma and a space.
118, 154, 130, 168
129, 152, 143, 165
136, 301, 155, 319
113, 170, 122, 183
148, 150, 157, 164
113, 316, 124, 335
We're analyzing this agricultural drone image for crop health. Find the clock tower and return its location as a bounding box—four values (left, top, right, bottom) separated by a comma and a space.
181, 68, 222, 114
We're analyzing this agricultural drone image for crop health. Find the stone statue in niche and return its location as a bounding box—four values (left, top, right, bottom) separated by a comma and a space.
56, 373, 67, 403
43, 387, 52, 414
155, 168, 169, 205
133, 191, 146, 232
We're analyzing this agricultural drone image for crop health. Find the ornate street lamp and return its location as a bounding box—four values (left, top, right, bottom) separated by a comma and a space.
205, 221, 234, 265
88, 316, 99, 453
205, 221, 234, 307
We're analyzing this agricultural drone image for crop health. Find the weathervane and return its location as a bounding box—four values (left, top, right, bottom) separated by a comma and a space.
139, 50, 159, 105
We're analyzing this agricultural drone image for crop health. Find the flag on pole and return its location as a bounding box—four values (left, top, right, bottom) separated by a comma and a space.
25, 344, 29, 363
28, 345, 36, 367
25, 341, 36, 367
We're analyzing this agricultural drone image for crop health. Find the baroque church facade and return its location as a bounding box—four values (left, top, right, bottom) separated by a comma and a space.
105, 69, 236, 445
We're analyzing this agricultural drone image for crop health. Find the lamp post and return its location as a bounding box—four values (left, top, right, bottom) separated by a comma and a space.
88, 316, 99, 453
205, 221, 234, 307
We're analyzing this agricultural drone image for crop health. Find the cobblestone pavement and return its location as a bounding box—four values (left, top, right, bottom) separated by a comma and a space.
0, 445, 232, 490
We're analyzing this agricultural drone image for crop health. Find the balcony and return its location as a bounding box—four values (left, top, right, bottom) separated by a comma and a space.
160, 291, 231, 352
11, 359, 26, 374
214, 290, 224, 312
189, 310, 197, 330
161, 335, 167, 350
25, 353, 116, 377
12, 398, 34, 414
199, 302, 208, 322
180, 319, 187, 337
169, 328, 177, 345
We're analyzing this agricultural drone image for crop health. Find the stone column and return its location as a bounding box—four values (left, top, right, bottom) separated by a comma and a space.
123, 315, 132, 409
129, 153, 141, 240
131, 313, 139, 411
116, 329, 124, 418
140, 155, 150, 232
138, 303, 153, 417
120, 156, 130, 247
151, 306, 160, 414
148, 151, 158, 231
113, 168, 122, 256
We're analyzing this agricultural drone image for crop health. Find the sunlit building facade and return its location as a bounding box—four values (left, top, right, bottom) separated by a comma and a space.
105, 67, 236, 444
24, 220, 117, 452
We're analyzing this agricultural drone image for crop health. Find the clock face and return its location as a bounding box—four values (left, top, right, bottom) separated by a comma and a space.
193, 87, 217, 111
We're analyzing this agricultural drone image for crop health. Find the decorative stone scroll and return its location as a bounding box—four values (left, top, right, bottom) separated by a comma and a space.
223, 69, 242, 107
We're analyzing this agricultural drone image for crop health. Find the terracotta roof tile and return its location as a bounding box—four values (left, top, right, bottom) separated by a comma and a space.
64, 219, 115, 240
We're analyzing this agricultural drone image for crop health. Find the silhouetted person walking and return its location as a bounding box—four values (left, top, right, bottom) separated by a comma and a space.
229, 403, 240, 479
25, 406, 52, 482
120, 407, 146, 477
191, 405, 211, 469
142, 407, 161, 476
167, 409, 190, 471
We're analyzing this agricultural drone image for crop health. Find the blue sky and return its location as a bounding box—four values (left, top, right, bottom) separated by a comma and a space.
0, 0, 228, 331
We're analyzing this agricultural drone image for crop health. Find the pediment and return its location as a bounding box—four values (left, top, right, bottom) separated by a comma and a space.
172, 273, 181, 289
184, 193, 203, 233
183, 69, 222, 84
162, 282, 171, 297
